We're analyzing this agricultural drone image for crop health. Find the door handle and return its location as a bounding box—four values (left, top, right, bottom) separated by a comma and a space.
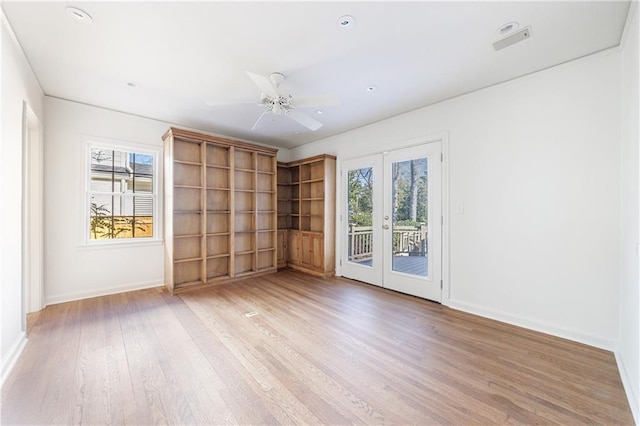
383, 224, 389, 230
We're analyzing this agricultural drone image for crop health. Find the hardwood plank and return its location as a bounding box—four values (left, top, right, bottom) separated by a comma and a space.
162, 290, 281, 425
1, 270, 634, 425
1, 301, 82, 424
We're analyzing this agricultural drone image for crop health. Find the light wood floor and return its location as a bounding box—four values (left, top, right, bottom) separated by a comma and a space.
1, 270, 633, 425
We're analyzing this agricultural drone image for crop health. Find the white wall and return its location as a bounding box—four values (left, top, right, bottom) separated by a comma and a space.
291, 49, 622, 350
44, 98, 168, 303
619, 3, 640, 422
1, 14, 44, 380
44, 97, 289, 304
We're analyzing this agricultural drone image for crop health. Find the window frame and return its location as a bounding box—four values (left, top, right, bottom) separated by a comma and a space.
82, 138, 162, 247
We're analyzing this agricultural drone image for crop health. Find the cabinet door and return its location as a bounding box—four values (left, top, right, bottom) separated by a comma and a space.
311, 233, 324, 270
301, 233, 312, 266
288, 231, 301, 264
277, 230, 287, 267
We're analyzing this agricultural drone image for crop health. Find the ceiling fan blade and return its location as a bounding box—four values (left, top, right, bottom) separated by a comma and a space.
246, 71, 279, 98
205, 100, 259, 107
286, 109, 323, 131
292, 95, 340, 108
251, 110, 273, 131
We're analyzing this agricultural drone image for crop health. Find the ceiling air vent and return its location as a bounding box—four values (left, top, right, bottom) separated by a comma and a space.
493, 26, 531, 51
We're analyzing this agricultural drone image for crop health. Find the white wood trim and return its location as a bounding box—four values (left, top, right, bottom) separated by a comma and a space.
80, 137, 163, 247
615, 348, 639, 424
440, 133, 451, 307
448, 298, 617, 350
22, 102, 44, 315
45, 279, 164, 306
0, 332, 27, 388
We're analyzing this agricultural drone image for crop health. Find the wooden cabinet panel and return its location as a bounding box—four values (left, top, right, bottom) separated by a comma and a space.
288, 230, 301, 265
311, 233, 324, 270
301, 233, 312, 267
163, 127, 278, 293
277, 230, 287, 268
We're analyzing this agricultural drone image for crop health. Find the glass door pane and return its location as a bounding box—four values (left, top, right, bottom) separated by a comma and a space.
347, 167, 374, 267
390, 157, 428, 277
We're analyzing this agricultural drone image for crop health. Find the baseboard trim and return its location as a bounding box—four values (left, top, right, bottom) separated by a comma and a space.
1, 332, 27, 388
45, 279, 164, 306
615, 349, 639, 424
448, 299, 616, 351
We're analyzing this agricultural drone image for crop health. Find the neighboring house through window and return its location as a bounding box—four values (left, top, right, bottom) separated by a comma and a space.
86, 141, 159, 243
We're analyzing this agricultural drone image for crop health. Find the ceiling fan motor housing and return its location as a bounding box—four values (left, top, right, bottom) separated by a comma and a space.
269, 72, 285, 87
263, 95, 293, 115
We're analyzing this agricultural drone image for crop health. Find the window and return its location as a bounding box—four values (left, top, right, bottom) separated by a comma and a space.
86, 142, 159, 243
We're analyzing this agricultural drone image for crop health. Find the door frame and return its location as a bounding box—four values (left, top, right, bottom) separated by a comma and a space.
337, 133, 450, 306
22, 101, 44, 321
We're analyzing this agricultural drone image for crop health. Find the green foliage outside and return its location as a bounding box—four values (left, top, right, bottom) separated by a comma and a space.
90, 202, 149, 239
349, 212, 373, 227
395, 220, 423, 227
348, 168, 374, 227
348, 159, 429, 228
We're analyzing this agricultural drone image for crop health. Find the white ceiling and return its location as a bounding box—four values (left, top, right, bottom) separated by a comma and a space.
2, 1, 631, 149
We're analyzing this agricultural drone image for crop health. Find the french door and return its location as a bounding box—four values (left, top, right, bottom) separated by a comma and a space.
342, 142, 442, 302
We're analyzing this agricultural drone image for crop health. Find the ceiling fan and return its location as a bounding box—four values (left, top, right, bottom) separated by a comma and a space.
206, 72, 340, 131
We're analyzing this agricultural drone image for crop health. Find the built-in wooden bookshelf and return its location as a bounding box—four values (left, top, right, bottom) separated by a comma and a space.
164, 128, 277, 293
276, 155, 336, 277
276, 163, 291, 268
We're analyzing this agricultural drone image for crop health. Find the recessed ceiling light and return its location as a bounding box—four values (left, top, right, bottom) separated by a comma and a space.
497, 22, 519, 37
126, 82, 139, 89
316, 109, 323, 115
367, 86, 377, 92
66, 7, 93, 24
337, 15, 355, 28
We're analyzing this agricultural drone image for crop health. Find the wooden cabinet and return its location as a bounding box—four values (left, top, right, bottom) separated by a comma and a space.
164, 128, 277, 293
277, 155, 336, 277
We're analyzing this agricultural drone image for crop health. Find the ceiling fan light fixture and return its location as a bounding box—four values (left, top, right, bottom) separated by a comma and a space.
66, 6, 93, 23
367, 86, 377, 92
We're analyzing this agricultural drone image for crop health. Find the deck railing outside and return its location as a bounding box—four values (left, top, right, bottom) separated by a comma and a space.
348, 224, 427, 262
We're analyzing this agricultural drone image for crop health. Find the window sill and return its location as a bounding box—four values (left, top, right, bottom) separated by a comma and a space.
78, 239, 164, 251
